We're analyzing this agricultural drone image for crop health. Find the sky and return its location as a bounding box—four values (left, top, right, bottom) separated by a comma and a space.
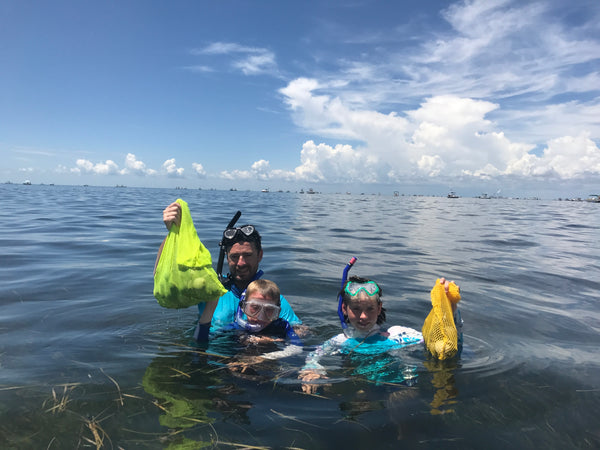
1, 0, 600, 198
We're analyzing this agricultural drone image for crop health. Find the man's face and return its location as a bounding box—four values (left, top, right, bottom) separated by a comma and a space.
227, 241, 263, 287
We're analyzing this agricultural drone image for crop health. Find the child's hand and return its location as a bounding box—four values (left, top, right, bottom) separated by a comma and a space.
438, 277, 461, 311
299, 369, 328, 395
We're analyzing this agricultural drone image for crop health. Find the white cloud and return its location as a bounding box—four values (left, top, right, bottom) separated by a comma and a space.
279, 76, 600, 183
162, 158, 184, 177
124, 153, 156, 176
192, 162, 206, 176
505, 132, 600, 178
74, 159, 123, 175
220, 169, 252, 180
191, 41, 278, 76
233, 51, 276, 75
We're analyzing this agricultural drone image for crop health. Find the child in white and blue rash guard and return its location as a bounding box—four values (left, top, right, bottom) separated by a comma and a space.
299, 276, 462, 392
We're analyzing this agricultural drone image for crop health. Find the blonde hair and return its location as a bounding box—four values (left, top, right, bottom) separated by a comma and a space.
245, 279, 281, 305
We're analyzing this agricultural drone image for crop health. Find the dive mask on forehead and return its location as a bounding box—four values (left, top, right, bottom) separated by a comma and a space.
223, 225, 256, 241
344, 281, 380, 297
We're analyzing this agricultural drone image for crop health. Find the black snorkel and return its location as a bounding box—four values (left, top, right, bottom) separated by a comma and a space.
217, 210, 242, 289
338, 256, 357, 331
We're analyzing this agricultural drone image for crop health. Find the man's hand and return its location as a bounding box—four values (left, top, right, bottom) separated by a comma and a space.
163, 202, 182, 231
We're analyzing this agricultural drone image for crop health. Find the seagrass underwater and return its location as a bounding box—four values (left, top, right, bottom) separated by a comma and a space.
1, 184, 599, 449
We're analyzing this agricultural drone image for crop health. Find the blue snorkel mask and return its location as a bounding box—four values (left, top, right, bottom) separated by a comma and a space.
338, 256, 357, 333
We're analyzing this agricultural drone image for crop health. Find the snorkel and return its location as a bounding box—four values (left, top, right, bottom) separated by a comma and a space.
217, 210, 242, 289
338, 256, 357, 332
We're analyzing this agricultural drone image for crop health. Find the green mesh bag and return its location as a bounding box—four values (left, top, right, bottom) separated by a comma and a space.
153, 199, 227, 309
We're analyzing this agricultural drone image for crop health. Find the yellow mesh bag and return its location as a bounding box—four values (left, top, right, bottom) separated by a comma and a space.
153, 199, 227, 309
422, 279, 461, 360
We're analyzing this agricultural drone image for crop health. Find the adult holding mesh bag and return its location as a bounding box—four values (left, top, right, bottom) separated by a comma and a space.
154, 199, 301, 342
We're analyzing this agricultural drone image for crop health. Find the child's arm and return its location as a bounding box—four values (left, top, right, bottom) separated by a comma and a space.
260, 343, 303, 360
298, 334, 345, 384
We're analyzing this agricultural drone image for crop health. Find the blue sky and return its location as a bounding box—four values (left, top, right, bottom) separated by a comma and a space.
2, 0, 599, 198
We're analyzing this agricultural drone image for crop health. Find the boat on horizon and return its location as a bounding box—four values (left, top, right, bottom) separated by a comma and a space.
261, 188, 269, 193
585, 194, 600, 203
447, 191, 459, 198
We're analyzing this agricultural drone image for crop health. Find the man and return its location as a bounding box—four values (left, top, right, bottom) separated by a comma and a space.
160, 201, 301, 341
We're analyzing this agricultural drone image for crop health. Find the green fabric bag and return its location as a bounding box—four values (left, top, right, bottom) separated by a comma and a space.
153, 199, 227, 309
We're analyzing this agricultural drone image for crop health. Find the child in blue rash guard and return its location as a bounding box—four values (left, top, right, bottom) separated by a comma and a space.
202, 279, 303, 364
299, 276, 463, 393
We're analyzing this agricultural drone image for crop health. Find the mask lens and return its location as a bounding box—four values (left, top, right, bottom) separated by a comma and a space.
243, 300, 280, 320
240, 225, 255, 236
223, 228, 237, 240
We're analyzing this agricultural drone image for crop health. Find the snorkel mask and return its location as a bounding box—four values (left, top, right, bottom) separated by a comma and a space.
235, 290, 281, 333
338, 258, 384, 338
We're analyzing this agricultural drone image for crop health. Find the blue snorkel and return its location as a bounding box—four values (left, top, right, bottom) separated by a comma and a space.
338, 256, 357, 331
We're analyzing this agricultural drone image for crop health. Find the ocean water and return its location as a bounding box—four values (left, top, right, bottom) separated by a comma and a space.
1, 184, 599, 449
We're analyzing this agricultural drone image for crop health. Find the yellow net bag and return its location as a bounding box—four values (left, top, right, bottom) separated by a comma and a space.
422, 279, 461, 360
153, 199, 227, 309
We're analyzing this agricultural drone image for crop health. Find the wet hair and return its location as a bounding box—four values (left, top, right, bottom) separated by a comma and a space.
224, 224, 262, 253
245, 279, 280, 306
340, 275, 387, 325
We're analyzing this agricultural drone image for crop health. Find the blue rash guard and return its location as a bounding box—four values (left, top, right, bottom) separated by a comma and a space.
197, 270, 301, 332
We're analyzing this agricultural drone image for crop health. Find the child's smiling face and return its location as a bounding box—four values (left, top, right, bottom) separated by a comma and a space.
342, 294, 382, 332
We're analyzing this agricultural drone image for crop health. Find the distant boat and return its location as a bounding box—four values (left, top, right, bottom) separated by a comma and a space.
299, 189, 305, 194
261, 188, 269, 193
306, 188, 316, 194
229, 188, 237, 191
585, 194, 600, 203
447, 191, 459, 198
478, 193, 490, 199
23, 180, 31, 185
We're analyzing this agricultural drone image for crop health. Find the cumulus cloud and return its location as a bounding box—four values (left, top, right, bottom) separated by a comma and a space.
220, 159, 278, 180
124, 153, 157, 176
67, 154, 158, 177
278, 76, 600, 183
74, 159, 123, 175
162, 159, 184, 177
192, 162, 206, 176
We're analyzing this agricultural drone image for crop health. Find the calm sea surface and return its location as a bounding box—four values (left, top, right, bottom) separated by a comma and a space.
1, 184, 599, 449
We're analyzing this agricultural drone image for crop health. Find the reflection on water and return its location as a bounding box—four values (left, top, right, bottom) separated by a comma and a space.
1, 185, 599, 448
